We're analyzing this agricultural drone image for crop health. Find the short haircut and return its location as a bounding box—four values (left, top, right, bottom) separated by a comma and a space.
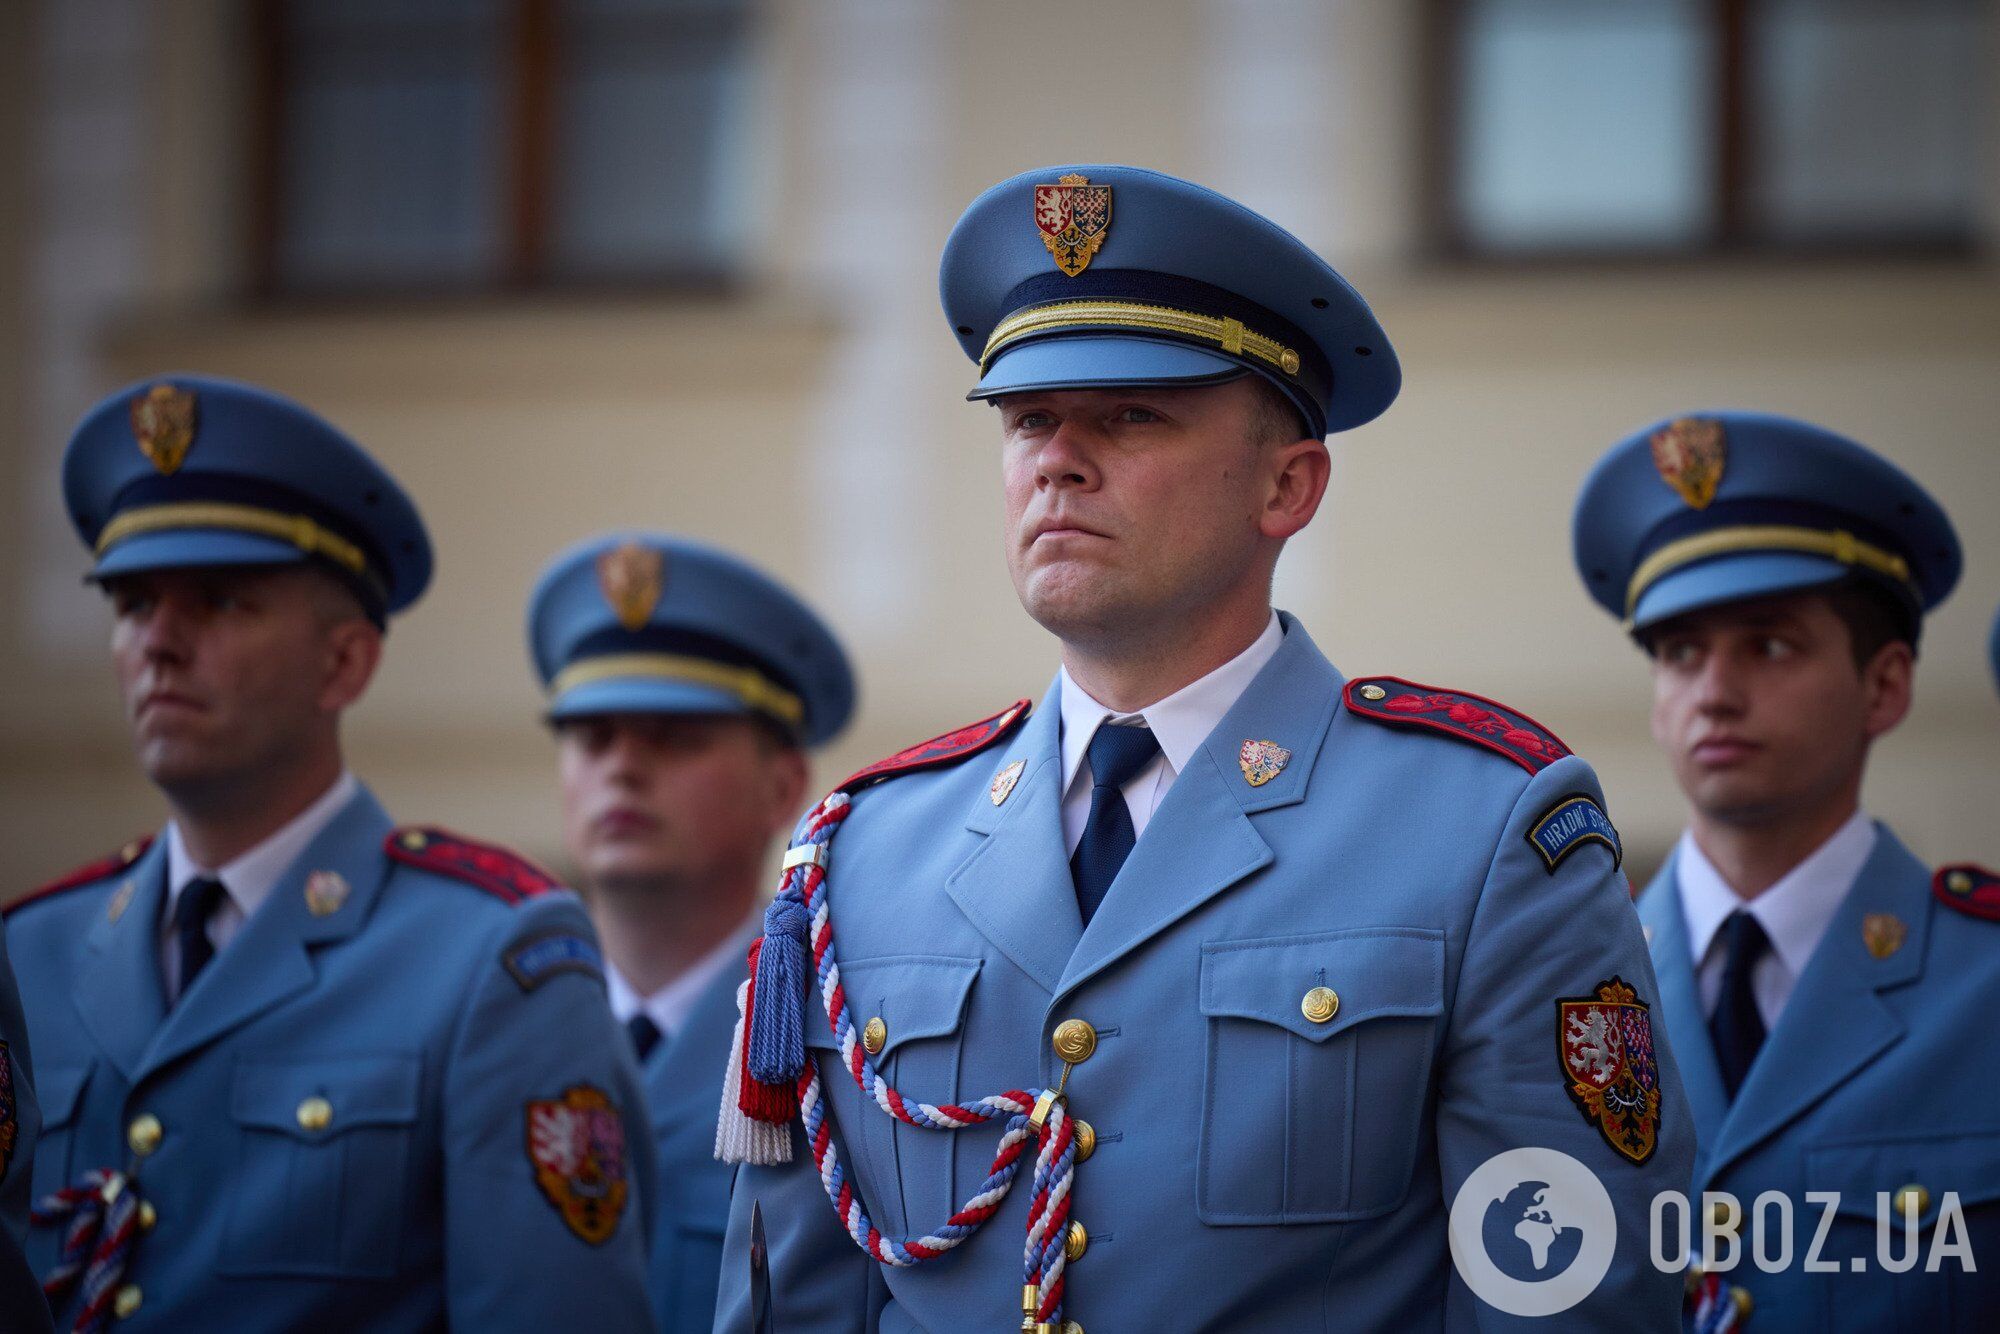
1246, 375, 1311, 448
1820, 575, 1916, 668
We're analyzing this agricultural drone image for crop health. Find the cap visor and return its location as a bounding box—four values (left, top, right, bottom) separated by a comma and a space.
546, 676, 762, 725
1630, 552, 1851, 631
89, 529, 309, 583
969, 335, 1246, 401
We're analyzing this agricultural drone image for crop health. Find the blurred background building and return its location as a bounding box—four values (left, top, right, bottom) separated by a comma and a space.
5, 0, 1997, 897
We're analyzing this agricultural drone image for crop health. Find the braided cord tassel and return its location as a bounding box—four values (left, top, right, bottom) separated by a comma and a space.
31, 1168, 142, 1333
1688, 1269, 1742, 1333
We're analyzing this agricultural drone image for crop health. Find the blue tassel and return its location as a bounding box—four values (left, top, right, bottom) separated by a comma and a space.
748, 895, 810, 1085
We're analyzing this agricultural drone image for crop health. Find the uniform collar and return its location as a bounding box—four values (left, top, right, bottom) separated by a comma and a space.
1057, 610, 1283, 793
605, 910, 758, 1038
1675, 808, 1878, 982
164, 770, 361, 926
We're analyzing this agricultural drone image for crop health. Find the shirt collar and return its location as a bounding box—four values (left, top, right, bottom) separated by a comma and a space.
164, 771, 360, 924
1676, 809, 1878, 978
1058, 611, 1284, 793
605, 910, 760, 1037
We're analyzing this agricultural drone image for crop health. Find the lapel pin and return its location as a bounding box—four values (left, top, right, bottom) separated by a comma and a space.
1862, 912, 1906, 960
988, 759, 1025, 807
106, 879, 136, 924
1238, 739, 1291, 788
305, 870, 351, 918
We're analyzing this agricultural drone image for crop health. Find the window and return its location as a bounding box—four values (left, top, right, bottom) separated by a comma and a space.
253, 0, 753, 294
1431, 0, 1986, 258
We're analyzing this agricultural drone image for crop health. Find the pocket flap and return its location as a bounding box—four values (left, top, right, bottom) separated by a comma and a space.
803, 954, 981, 1059
230, 1053, 422, 1139
35, 1064, 92, 1127
1806, 1133, 2000, 1223
1201, 927, 1445, 1043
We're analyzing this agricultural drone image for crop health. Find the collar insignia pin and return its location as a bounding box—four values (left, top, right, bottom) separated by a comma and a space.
1238, 739, 1291, 787
988, 759, 1024, 807
1862, 912, 1906, 960
305, 870, 351, 918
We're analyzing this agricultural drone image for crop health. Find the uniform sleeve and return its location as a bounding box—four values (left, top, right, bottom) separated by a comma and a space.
441, 895, 658, 1331
1436, 755, 1696, 1330
714, 1119, 882, 1331
0, 919, 54, 1334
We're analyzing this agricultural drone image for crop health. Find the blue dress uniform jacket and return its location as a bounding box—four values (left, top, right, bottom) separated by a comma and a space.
1, 918, 55, 1334
717, 618, 1694, 1331
1640, 828, 2000, 1330
7, 787, 657, 1331
640, 952, 751, 1332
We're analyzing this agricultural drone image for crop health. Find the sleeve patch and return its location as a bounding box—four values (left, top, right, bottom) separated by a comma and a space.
1934, 863, 2000, 921
1557, 977, 1660, 1165
1526, 795, 1622, 873
385, 827, 562, 904
503, 930, 604, 993
838, 698, 1032, 793
1343, 677, 1572, 775
7, 834, 154, 917
526, 1084, 629, 1245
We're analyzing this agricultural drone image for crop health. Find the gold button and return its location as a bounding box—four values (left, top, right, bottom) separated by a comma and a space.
1946, 870, 1972, 895
127, 1114, 163, 1157
861, 1016, 887, 1055
114, 1284, 142, 1319
297, 1096, 333, 1133
1708, 1199, 1740, 1235
1893, 1183, 1930, 1216
1301, 987, 1339, 1024
137, 1200, 157, 1231
1064, 1220, 1087, 1262
1359, 684, 1387, 701
1062, 1322, 1084, 1334
1729, 1286, 1753, 1319
1052, 1019, 1097, 1064
1073, 1119, 1097, 1162
399, 829, 428, 850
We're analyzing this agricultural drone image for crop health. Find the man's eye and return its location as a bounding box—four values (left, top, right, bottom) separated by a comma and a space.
1116, 406, 1160, 423
1759, 636, 1795, 660
1010, 411, 1054, 432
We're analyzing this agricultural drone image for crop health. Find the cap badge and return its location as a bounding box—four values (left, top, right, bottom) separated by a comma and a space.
130, 383, 198, 475
988, 759, 1024, 807
1034, 173, 1113, 278
1238, 739, 1292, 787
1648, 416, 1726, 510
1862, 912, 1906, 960
596, 541, 664, 631
305, 869, 351, 918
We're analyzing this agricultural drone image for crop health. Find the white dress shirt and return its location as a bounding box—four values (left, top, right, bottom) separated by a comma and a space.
606, 910, 761, 1043
1057, 611, 1285, 855
161, 770, 360, 1002
1675, 809, 1877, 1031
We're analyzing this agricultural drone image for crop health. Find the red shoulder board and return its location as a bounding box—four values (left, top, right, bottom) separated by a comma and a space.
839, 699, 1033, 794
7, 835, 154, 916
1343, 676, 1572, 775
1934, 864, 2000, 922
385, 827, 562, 905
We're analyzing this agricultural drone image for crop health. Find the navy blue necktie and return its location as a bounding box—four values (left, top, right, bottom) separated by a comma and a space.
626, 1013, 663, 1062
172, 877, 228, 1001
1070, 723, 1161, 925
1709, 910, 1770, 1100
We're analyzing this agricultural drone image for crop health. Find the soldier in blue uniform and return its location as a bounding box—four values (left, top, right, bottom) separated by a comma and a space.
8, 375, 655, 1331
1573, 411, 1999, 1329
711, 165, 1693, 1332
528, 532, 855, 1331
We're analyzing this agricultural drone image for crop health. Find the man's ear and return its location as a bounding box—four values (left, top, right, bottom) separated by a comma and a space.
318, 618, 384, 714
1860, 638, 1914, 741
765, 744, 811, 832
1259, 437, 1330, 541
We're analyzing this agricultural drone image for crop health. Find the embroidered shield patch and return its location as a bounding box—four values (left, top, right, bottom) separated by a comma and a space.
1557, 977, 1660, 1164
597, 541, 664, 631
527, 1085, 630, 1244
1034, 174, 1113, 277
0, 1040, 15, 1180
1648, 416, 1726, 510
1237, 739, 1291, 787
130, 383, 198, 475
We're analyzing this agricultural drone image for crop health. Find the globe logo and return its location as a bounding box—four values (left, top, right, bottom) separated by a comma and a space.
1449, 1148, 1618, 1317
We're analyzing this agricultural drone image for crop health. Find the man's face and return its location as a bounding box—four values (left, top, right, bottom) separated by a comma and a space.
1646, 591, 1909, 827
556, 713, 804, 900
997, 378, 1295, 647
107, 565, 363, 793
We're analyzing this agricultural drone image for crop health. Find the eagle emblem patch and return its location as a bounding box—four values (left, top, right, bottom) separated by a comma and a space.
1034, 174, 1113, 277
130, 383, 198, 475
1557, 977, 1660, 1164
1648, 416, 1726, 510
1237, 739, 1291, 787
527, 1085, 629, 1244
597, 541, 664, 631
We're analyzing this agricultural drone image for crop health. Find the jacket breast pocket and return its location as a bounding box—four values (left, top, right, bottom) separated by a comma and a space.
803, 954, 980, 1239
1197, 927, 1444, 1226
219, 1052, 422, 1279
27, 1064, 92, 1197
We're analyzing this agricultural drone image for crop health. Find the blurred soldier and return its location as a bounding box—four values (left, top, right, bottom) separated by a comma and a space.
528, 533, 854, 1331
7, 375, 655, 1331
1574, 412, 1999, 1329
712, 165, 1692, 1332
1, 924, 54, 1334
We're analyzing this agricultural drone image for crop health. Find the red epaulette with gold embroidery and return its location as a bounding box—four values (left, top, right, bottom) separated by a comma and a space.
1934, 864, 2000, 922
1344, 676, 1572, 775
839, 699, 1032, 794
6, 835, 154, 916
385, 827, 562, 905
